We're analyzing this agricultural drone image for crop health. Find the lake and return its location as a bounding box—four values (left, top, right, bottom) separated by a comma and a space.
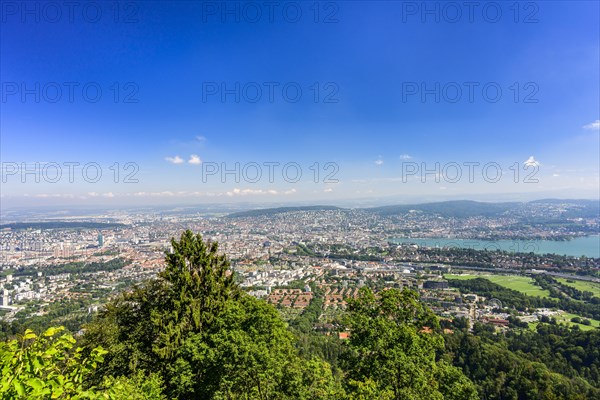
389, 235, 600, 258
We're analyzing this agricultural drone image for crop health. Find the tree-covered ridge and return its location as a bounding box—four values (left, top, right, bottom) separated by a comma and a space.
2, 258, 130, 278
225, 199, 600, 219
444, 324, 600, 399
227, 205, 342, 218
367, 200, 522, 218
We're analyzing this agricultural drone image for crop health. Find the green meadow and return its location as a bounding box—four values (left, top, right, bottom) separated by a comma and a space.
554, 312, 600, 331
445, 274, 551, 298
556, 278, 600, 297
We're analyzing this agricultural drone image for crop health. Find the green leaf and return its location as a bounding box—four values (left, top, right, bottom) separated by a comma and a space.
26, 377, 44, 391
51, 386, 64, 399
22, 330, 36, 341
43, 326, 64, 337
14, 380, 25, 396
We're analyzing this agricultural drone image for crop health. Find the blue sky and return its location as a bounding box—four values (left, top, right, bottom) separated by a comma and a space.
1, 1, 599, 208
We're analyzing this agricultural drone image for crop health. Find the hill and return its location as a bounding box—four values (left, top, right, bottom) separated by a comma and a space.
224, 199, 599, 219
365, 200, 522, 218
227, 205, 342, 218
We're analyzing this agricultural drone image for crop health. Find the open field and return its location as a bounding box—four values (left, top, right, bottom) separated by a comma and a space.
554, 312, 600, 331
556, 278, 600, 297
445, 274, 551, 298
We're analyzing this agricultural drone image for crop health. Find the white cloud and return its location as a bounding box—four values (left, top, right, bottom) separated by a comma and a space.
225, 188, 298, 197
188, 154, 202, 165
227, 188, 267, 197
524, 156, 540, 167
583, 120, 600, 130
11, 188, 304, 202
154, 191, 174, 197
165, 155, 184, 164
196, 135, 207, 142
399, 154, 412, 160
374, 158, 384, 166
32, 193, 75, 199
132, 191, 177, 197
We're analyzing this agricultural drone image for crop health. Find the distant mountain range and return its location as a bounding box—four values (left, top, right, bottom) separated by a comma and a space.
226, 199, 600, 219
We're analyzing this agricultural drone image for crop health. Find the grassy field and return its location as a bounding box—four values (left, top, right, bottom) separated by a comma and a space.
556, 278, 600, 297
445, 274, 551, 298
554, 312, 600, 331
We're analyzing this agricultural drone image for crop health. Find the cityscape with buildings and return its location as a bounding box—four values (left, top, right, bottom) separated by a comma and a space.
1, 199, 598, 335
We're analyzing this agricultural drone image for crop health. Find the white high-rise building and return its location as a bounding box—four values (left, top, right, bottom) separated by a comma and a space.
1, 289, 9, 306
